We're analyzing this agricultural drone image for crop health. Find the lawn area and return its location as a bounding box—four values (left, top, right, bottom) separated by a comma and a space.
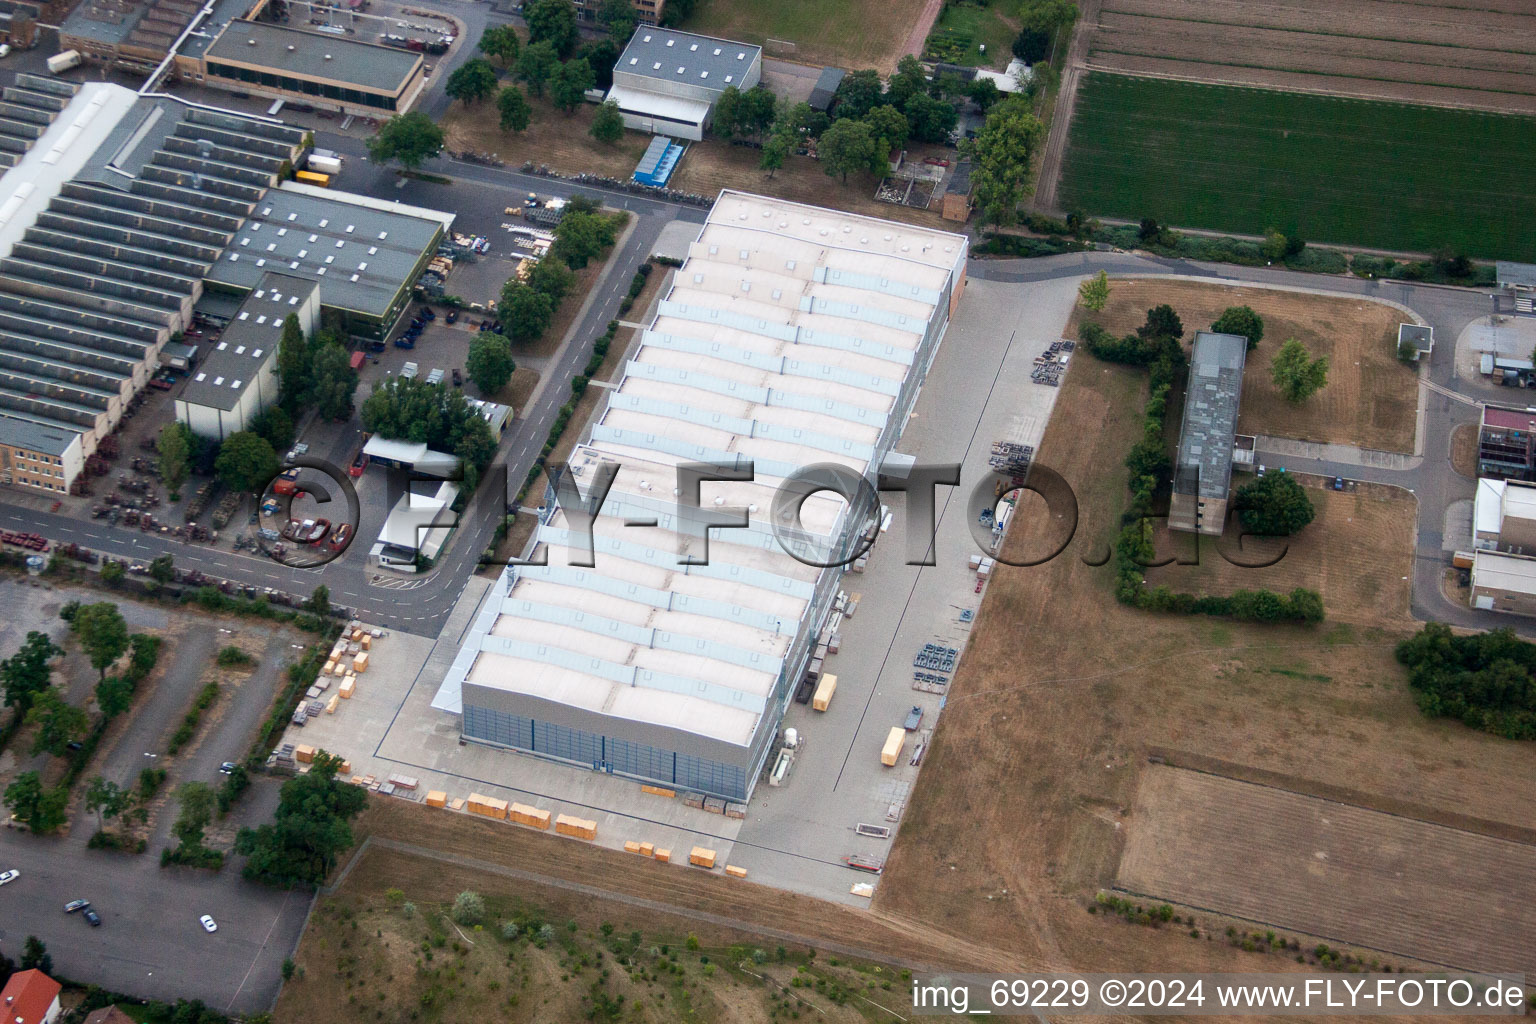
922, 0, 1018, 69
1073, 279, 1421, 453
1059, 73, 1536, 260
682, 0, 928, 70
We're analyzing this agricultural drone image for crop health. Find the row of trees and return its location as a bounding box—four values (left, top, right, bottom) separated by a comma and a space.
497, 195, 624, 344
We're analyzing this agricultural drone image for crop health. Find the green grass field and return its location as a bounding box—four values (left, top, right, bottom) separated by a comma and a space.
1060, 73, 1536, 261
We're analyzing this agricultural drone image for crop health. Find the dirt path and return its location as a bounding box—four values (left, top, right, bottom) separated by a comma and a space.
900, 0, 946, 61
1033, 0, 1101, 214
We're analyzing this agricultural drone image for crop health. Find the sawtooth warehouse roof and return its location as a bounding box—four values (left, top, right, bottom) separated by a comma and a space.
434, 190, 969, 748
204, 19, 422, 95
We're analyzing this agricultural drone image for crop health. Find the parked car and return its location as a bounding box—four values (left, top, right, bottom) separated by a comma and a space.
64, 899, 90, 913
903, 705, 924, 731
285, 443, 309, 462
1333, 476, 1345, 490
219, 761, 238, 774
83, 907, 102, 927
451, 367, 462, 387
200, 915, 218, 933
445, 310, 458, 324
394, 338, 415, 350
0, 869, 18, 885
420, 307, 435, 321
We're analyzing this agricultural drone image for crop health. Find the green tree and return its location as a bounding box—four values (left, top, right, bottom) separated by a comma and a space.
85, 776, 131, 835
589, 98, 624, 144
1211, 306, 1265, 350
1261, 228, 1288, 262
498, 282, 555, 343
172, 781, 215, 853
26, 688, 88, 757
2, 631, 61, 716
157, 422, 189, 495
759, 122, 792, 178
832, 69, 882, 120
309, 341, 359, 421
99, 560, 125, 587
862, 104, 909, 156
964, 96, 1044, 225
235, 751, 368, 885
735, 86, 777, 138
1078, 270, 1109, 312
1020, 0, 1079, 29
478, 23, 521, 67
20, 936, 52, 974
967, 76, 1003, 112
905, 91, 958, 144
149, 553, 174, 584
711, 85, 742, 138
467, 332, 516, 395
71, 601, 129, 681
596, 0, 637, 40
1270, 337, 1329, 403
1012, 26, 1050, 62
306, 584, 331, 618
4, 772, 67, 833
446, 57, 498, 105
365, 112, 444, 171
817, 118, 879, 183
95, 674, 133, 718
215, 431, 279, 494
550, 207, 618, 269
885, 54, 928, 109
249, 406, 294, 450
525, 0, 578, 56
516, 40, 559, 98
578, 37, 620, 90
1235, 472, 1316, 536
276, 314, 310, 410
550, 57, 595, 114
1138, 304, 1184, 343
525, 256, 574, 302
497, 85, 532, 132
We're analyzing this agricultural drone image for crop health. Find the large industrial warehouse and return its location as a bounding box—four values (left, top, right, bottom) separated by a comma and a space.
433, 191, 968, 802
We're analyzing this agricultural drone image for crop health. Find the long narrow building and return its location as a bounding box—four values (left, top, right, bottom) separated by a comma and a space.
434, 191, 967, 802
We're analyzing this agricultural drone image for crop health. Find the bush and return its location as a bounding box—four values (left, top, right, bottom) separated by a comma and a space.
216, 646, 254, 667
138, 766, 167, 800
452, 890, 486, 925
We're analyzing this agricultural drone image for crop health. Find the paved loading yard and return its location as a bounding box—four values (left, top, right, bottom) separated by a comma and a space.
278, 273, 1082, 905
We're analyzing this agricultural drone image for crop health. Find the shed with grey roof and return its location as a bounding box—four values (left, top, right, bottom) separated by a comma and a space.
607, 27, 761, 140
202, 20, 426, 115
1169, 331, 1248, 536
808, 66, 844, 112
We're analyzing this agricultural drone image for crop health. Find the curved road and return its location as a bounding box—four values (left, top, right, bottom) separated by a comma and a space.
0, 239, 1505, 636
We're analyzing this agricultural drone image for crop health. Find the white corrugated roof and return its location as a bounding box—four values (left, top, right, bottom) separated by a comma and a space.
1476, 478, 1506, 536
605, 84, 711, 126
1473, 548, 1536, 597
434, 191, 968, 747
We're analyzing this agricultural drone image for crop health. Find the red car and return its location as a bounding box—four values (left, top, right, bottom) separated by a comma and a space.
328, 522, 353, 551
281, 518, 330, 544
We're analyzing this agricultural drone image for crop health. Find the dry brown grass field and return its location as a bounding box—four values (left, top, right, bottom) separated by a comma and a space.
1086, 0, 1536, 113
875, 340, 1536, 979
1076, 279, 1419, 452
440, 98, 950, 229
1118, 766, 1536, 975
682, 0, 932, 72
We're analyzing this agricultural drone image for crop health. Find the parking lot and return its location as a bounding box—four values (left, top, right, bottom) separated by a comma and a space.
0, 584, 315, 1013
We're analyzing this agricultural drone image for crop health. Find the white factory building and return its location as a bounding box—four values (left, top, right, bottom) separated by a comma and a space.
433, 190, 968, 802
606, 27, 762, 141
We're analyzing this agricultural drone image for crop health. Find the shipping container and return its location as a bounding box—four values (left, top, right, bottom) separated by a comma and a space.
880, 727, 905, 767
688, 846, 717, 869
295, 170, 331, 187
47, 50, 81, 73
308, 153, 343, 176
812, 673, 838, 711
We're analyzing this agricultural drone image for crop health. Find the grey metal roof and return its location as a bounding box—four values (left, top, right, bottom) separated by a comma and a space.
178, 0, 264, 59
1173, 331, 1247, 502
179, 271, 312, 411
948, 159, 972, 196
205, 187, 441, 318
205, 20, 421, 94
614, 26, 760, 93
808, 66, 844, 111
1497, 261, 1536, 289
60, 0, 143, 49
0, 413, 78, 455
1398, 324, 1432, 347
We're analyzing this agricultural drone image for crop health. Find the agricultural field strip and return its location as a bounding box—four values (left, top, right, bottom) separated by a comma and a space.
1059, 74, 1536, 259
1117, 767, 1536, 976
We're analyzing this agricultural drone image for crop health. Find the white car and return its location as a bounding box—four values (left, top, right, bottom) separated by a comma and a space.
199, 914, 217, 933
0, 869, 18, 885
0, 44, 12, 59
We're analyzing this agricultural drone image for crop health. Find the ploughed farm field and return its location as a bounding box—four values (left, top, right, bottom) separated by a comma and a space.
1059, 73, 1536, 260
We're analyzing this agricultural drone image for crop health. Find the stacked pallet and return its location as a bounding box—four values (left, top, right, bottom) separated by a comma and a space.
725, 803, 746, 819
466, 793, 508, 819
688, 847, 716, 869
339, 677, 356, 699
702, 796, 726, 814
510, 803, 550, 829
654, 848, 671, 863
294, 744, 315, 763
353, 651, 370, 673
425, 790, 447, 808
682, 792, 705, 810
725, 865, 747, 878
640, 784, 675, 798
555, 814, 596, 839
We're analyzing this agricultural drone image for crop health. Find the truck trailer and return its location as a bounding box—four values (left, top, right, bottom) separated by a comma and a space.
47, 50, 81, 74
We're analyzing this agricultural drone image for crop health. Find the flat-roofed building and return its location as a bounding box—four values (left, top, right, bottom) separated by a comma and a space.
1473, 477, 1536, 554
434, 190, 968, 802
1478, 403, 1536, 481
606, 27, 761, 141
0, 416, 82, 493
1471, 548, 1536, 616
1169, 331, 1248, 535
174, 272, 316, 439
201, 20, 426, 116
574, 0, 663, 26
